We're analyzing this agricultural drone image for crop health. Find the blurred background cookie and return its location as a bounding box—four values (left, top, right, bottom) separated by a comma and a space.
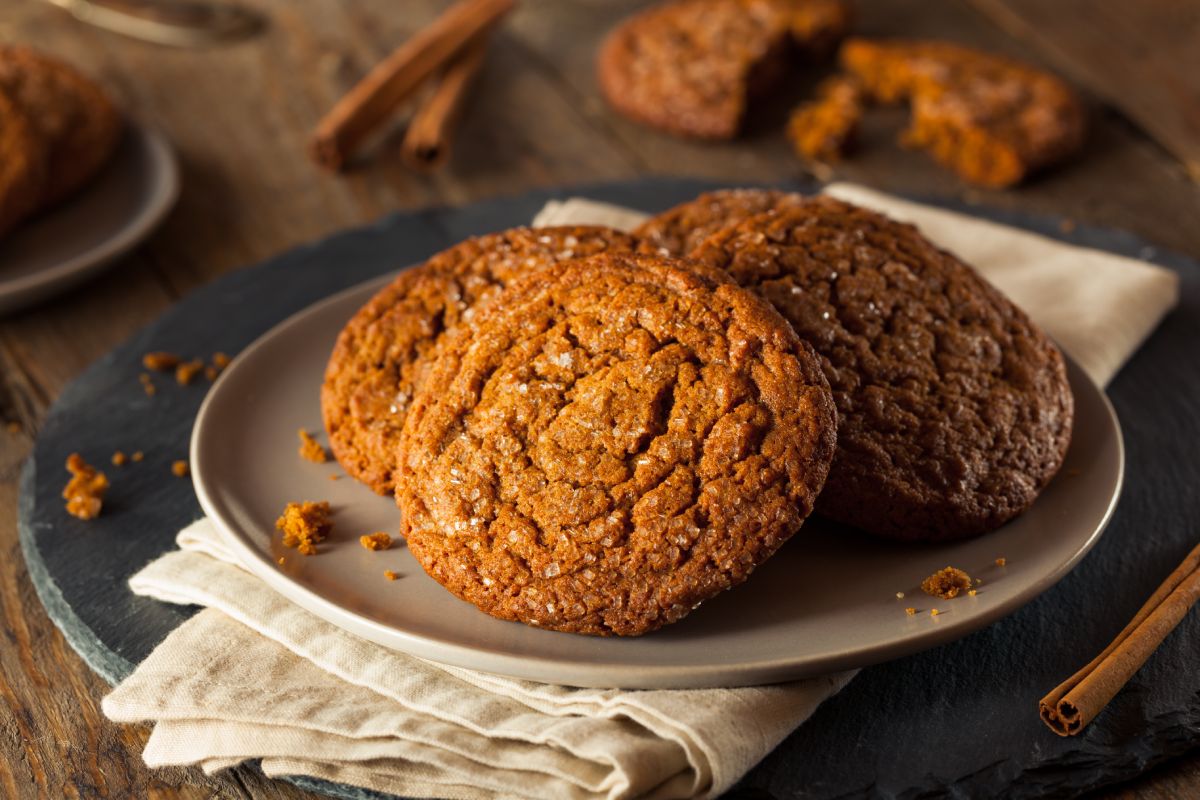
0, 46, 122, 219
0, 86, 47, 238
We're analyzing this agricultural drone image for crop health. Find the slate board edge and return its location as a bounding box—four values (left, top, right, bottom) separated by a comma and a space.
16, 176, 1198, 800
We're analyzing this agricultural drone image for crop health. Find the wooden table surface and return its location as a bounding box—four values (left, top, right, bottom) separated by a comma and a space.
1, 0, 1198, 797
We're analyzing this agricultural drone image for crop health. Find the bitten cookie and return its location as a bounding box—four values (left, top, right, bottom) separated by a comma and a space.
0, 46, 122, 210
397, 252, 837, 636
691, 197, 1073, 541
322, 226, 637, 495
839, 38, 1085, 187
634, 188, 804, 257
597, 0, 851, 139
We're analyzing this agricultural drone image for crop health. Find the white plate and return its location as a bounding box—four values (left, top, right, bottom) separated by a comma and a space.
191, 273, 1124, 689
0, 122, 179, 315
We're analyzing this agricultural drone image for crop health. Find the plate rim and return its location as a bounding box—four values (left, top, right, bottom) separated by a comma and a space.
191, 272, 1125, 689
0, 121, 180, 312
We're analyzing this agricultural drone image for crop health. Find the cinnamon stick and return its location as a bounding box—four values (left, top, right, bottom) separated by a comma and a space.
400, 37, 487, 171
309, 0, 515, 171
1039, 541, 1200, 736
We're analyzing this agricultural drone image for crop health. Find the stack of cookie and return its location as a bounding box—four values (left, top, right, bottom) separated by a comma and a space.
0, 46, 122, 239
322, 189, 1072, 636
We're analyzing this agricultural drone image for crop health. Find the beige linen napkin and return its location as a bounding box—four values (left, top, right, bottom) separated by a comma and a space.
104, 185, 1180, 800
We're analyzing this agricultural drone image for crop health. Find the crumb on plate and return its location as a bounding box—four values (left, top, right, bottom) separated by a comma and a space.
384, 570, 399, 581
142, 352, 181, 372
111, 451, 128, 466
995, 557, 1007, 567
360, 532, 392, 551
276, 500, 332, 555
175, 359, 205, 386
921, 566, 972, 599
298, 429, 329, 463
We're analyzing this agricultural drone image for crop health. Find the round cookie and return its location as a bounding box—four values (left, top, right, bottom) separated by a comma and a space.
397, 252, 837, 636
0, 46, 122, 210
0, 87, 47, 238
321, 226, 638, 495
634, 188, 804, 256
597, 0, 852, 140
691, 197, 1074, 541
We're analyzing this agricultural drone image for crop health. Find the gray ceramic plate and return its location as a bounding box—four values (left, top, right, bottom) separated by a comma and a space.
0, 122, 179, 315
191, 274, 1124, 689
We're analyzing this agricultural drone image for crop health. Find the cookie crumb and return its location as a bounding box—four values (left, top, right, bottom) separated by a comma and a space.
298, 429, 329, 464
212, 352, 231, 369
930, 608, 941, 617
171, 460, 189, 477
139, 373, 156, 396
111, 451, 128, 466
921, 566, 972, 599
204, 366, 219, 381
995, 557, 1007, 567
968, 589, 978, 597
175, 359, 204, 386
142, 352, 181, 371
384, 570, 399, 581
131, 451, 145, 462
895, 591, 905, 599
277, 556, 285, 565
63, 454, 109, 520
905, 607, 916, 616
360, 532, 392, 551
276, 501, 332, 555
328, 474, 341, 481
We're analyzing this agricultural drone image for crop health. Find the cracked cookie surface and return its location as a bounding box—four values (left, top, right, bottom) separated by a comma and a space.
634, 188, 804, 257
322, 226, 637, 495
397, 252, 836, 635
691, 197, 1073, 541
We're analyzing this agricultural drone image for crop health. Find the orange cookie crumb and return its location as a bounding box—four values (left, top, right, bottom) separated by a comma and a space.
175, 360, 204, 386
204, 366, 219, 381
328, 474, 341, 481
360, 532, 392, 551
277, 556, 286, 565
921, 566, 972, 599
930, 608, 941, 617
131, 451, 145, 462
298, 429, 329, 464
139, 373, 156, 396
111, 451, 128, 466
276, 501, 332, 556
142, 352, 181, 371
384, 570, 399, 581
63, 454, 109, 520
905, 607, 916, 616
171, 460, 189, 477
968, 589, 978, 597
995, 557, 1007, 567
212, 352, 231, 369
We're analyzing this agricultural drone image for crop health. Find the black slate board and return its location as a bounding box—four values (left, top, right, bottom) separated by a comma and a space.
19, 177, 1200, 800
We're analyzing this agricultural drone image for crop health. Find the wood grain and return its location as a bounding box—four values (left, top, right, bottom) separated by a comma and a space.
971, 0, 1200, 182
1, 0, 1199, 797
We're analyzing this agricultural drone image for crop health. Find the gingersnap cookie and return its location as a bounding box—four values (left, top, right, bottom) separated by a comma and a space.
634, 188, 805, 257
691, 197, 1073, 541
597, 0, 852, 140
0, 87, 47, 238
396, 252, 837, 636
839, 38, 1085, 187
0, 46, 122, 210
321, 226, 638, 495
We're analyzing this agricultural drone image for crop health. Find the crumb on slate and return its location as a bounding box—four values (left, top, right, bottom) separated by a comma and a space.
276, 501, 332, 555
360, 532, 392, 551
63, 453, 108, 520
131, 451, 144, 462
112, 451, 128, 466
175, 359, 204, 386
921, 566, 972, 600
139, 373, 156, 396
171, 460, 189, 477
298, 429, 329, 463
142, 352, 181, 371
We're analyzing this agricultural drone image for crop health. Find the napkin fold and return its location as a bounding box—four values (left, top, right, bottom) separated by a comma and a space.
104, 185, 1180, 800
